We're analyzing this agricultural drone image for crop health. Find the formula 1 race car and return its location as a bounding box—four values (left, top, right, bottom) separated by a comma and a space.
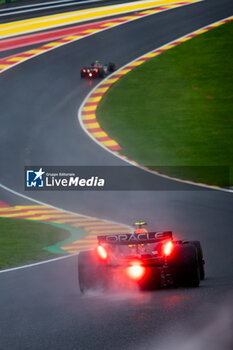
78, 224, 205, 293
80, 60, 116, 78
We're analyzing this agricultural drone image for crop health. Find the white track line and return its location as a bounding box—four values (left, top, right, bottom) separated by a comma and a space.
0, 254, 79, 274
0, 0, 75, 12
0, 2, 218, 274
0, 0, 105, 17
0, 1, 199, 74
0, 183, 132, 274
0, 183, 131, 225
0, 0, 201, 39
77, 15, 233, 194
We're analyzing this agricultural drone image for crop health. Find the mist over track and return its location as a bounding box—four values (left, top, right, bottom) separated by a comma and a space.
0, 0, 233, 349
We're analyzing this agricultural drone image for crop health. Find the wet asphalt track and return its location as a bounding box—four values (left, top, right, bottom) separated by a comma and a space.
0, 0, 233, 349
0, 0, 134, 22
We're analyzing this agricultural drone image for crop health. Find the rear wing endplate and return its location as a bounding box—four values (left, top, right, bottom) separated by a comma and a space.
97, 231, 172, 245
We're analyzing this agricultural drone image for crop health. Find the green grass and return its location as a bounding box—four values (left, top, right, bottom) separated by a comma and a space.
97, 21, 233, 187
0, 218, 70, 269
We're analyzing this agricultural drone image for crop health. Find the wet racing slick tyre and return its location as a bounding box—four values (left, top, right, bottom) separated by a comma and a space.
78, 251, 107, 293
168, 244, 200, 287
108, 62, 116, 72
78, 251, 93, 293
98, 68, 105, 78
188, 241, 205, 280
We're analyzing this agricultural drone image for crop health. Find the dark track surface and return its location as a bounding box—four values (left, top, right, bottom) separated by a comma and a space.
1, 0, 233, 349
0, 0, 137, 22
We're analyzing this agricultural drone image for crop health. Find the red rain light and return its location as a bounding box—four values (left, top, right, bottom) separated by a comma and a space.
89, 72, 93, 77
97, 245, 108, 260
127, 263, 145, 280
163, 240, 173, 256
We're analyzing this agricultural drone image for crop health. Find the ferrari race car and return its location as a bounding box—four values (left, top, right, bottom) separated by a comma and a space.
78, 224, 205, 293
80, 60, 116, 78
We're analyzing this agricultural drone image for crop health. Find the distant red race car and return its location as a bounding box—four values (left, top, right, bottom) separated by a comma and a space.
78, 223, 205, 293
80, 61, 116, 78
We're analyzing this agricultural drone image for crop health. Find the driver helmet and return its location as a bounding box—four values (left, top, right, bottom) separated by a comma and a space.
134, 221, 148, 234
135, 228, 148, 234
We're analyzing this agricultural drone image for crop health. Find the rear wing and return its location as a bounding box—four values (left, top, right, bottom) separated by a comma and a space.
97, 231, 172, 245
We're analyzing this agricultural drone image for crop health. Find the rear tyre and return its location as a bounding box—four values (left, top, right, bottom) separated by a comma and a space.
189, 241, 205, 280
98, 68, 105, 78
108, 62, 116, 72
78, 251, 93, 293
169, 244, 200, 287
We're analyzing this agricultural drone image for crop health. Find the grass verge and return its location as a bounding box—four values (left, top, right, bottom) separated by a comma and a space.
97, 21, 233, 187
0, 218, 70, 269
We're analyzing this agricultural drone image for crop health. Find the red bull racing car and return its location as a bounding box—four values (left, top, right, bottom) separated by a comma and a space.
78, 223, 205, 293
80, 60, 116, 78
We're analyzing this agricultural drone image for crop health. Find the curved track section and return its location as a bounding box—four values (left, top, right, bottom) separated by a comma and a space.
1, 0, 199, 38
0, 2, 192, 72
0, 0, 233, 349
79, 15, 233, 192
